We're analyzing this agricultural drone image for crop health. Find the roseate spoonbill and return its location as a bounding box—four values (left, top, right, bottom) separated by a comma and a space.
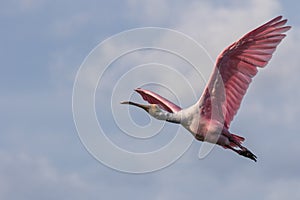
121, 16, 290, 162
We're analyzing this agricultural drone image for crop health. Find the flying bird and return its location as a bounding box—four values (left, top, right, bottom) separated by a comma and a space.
121, 16, 291, 162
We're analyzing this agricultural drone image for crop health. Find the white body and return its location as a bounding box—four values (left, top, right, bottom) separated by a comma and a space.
149, 103, 230, 146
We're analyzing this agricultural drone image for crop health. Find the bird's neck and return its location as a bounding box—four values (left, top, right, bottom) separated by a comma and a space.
165, 112, 182, 124
150, 110, 182, 124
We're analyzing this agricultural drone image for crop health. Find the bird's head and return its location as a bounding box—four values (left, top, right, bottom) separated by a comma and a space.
120, 101, 169, 120
121, 100, 182, 124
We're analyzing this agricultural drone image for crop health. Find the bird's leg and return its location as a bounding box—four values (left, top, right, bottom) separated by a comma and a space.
238, 146, 257, 162
225, 145, 257, 162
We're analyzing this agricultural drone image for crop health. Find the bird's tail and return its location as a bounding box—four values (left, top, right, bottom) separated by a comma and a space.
231, 133, 245, 143
228, 133, 245, 148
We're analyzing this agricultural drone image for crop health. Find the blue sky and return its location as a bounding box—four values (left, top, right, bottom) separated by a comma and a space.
1, 0, 300, 199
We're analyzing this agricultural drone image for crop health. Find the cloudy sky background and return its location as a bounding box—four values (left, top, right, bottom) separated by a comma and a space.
1, 0, 300, 199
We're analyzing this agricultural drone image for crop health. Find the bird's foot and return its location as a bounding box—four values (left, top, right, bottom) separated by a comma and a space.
238, 148, 257, 162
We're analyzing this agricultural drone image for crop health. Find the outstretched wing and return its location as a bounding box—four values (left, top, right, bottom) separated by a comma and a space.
199, 16, 291, 128
135, 88, 181, 113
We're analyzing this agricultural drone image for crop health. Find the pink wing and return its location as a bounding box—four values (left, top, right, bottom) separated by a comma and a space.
200, 16, 291, 128
135, 88, 181, 113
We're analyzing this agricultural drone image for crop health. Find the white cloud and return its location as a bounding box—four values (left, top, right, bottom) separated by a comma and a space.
18, 0, 45, 11
266, 179, 300, 200
0, 0, 46, 14
0, 151, 91, 199
127, 0, 170, 23
175, 0, 280, 55
50, 12, 91, 38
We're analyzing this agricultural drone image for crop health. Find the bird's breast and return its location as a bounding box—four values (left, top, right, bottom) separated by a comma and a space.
182, 116, 224, 144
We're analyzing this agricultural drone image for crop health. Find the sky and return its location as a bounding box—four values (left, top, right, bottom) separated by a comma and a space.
1, 0, 300, 199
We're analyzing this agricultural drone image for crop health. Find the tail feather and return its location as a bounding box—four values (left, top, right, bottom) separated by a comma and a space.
228, 133, 245, 148
231, 134, 245, 143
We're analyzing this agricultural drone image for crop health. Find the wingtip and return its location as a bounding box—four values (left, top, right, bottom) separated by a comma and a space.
267, 15, 285, 26
285, 25, 292, 31
274, 15, 284, 22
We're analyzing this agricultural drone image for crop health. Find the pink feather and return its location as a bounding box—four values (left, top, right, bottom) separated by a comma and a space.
135, 88, 181, 113
199, 15, 291, 128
